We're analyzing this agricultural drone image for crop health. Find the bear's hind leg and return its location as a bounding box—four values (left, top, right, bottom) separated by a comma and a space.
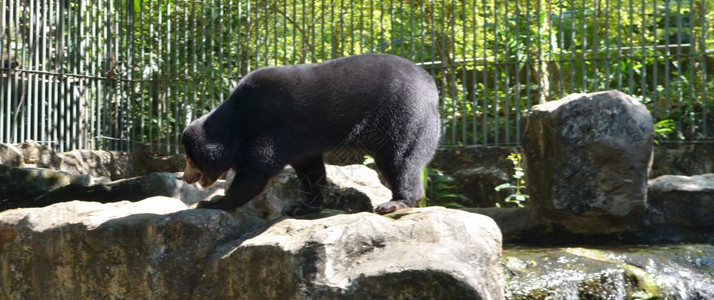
283, 155, 327, 216
373, 156, 425, 215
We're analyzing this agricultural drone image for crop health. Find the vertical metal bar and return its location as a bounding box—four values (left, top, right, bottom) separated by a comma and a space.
72, 0, 79, 149
482, 0, 489, 144
628, 0, 635, 95
0, 0, 5, 143
494, 0, 500, 144
172, 0, 179, 153
535, 0, 543, 103
449, 0, 457, 145
37, 0, 44, 144
124, 0, 132, 151
526, 0, 533, 116
237, 1, 243, 76
29, 0, 37, 144
604, 0, 612, 92
569, 0, 575, 93
154, 0, 162, 151
546, 0, 554, 102
255, 0, 260, 68
687, 0, 696, 138
1, 0, 9, 143
302, 0, 307, 59
652, 0, 658, 120
60, 0, 68, 151
471, 0, 478, 144
265, 0, 271, 66
591, 0, 599, 92
699, 1, 711, 138
514, 0, 523, 144
16, 0, 26, 144
557, 0, 564, 97
664, 0, 671, 116
274, 0, 279, 64
640, 0, 648, 117
616, 0, 623, 90
368, 0, 373, 53
182, 0, 191, 152
393, 0, 399, 56
580, 0, 587, 91
675, 0, 685, 133
138, 0, 146, 148
208, 0, 216, 109
40, 0, 49, 146
701, 0, 709, 137
147, 0, 154, 152
504, 0, 511, 144
461, 0, 468, 144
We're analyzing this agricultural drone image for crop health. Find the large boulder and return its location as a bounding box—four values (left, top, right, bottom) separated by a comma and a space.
523, 90, 654, 234
0, 200, 504, 299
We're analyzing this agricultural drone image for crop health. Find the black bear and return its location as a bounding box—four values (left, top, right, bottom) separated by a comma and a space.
182, 54, 440, 215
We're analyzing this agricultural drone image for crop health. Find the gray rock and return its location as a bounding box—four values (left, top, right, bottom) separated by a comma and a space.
0, 144, 23, 167
194, 207, 504, 299
0, 200, 504, 299
236, 164, 391, 221
523, 90, 654, 234
30, 172, 223, 209
505, 245, 714, 299
646, 174, 714, 228
430, 146, 516, 207
0, 165, 92, 211
16, 140, 62, 169
464, 207, 542, 243
0, 197, 266, 300
651, 143, 714, 178
58, 149, 185, 180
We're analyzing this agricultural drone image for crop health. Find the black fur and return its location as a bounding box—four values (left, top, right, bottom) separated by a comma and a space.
182, 54, 440, 215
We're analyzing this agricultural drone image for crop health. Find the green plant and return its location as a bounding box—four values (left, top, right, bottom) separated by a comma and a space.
419, 167, 467, 209
653, 119, 684, 145
495, 152, 529, 207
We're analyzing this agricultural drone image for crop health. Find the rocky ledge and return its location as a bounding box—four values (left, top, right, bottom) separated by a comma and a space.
0, 199, 503, 299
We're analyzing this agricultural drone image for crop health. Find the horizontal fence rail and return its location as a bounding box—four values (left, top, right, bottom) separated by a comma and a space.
1, 0, 712, 154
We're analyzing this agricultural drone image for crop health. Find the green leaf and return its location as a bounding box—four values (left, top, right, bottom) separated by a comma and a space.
495, 183, 515, 191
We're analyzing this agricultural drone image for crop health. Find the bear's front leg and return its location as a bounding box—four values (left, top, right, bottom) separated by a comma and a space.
196, 171, 272, 211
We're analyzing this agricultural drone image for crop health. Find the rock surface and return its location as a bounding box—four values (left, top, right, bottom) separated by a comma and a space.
0, 200, 504, 299
0, 165, 95, 211
523, 90, 654, 234
650, 143, 714, 178
0, 140, 185, 180
646, 174, 714, 228
0, 144, 23, 167
430, 146, 516, 207
505, 245, 714, 299
239, 165, 391, 221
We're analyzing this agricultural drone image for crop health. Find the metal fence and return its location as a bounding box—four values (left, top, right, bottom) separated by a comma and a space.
2, 0, 712, 153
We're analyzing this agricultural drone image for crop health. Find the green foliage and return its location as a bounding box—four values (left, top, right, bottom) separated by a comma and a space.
420, 168, 467, 209
653, 119, 684, 145
495, 152, 529, 207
